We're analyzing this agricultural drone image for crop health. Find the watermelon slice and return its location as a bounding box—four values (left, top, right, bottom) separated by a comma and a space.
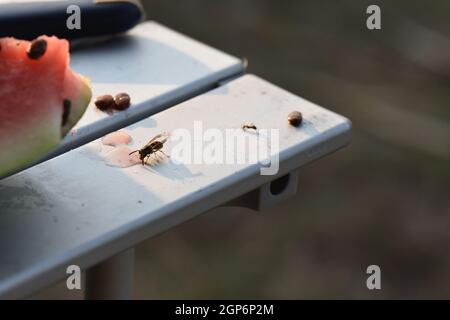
0, 36, 92, 177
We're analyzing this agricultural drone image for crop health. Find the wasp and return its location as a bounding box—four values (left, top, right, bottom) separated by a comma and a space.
129, 133, 170, 165
242, 123, 258, 132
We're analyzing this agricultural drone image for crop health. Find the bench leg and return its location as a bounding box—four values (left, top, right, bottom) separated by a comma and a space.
85, 248, 135, 300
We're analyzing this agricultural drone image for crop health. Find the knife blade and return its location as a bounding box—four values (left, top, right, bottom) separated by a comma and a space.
0, 0, 145, 40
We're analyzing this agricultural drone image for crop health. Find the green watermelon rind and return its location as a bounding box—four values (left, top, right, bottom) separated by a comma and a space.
0, 36, 92, 178
62, 74, 92, 136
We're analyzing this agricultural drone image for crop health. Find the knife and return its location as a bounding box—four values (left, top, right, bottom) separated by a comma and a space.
0, 0, 145, 40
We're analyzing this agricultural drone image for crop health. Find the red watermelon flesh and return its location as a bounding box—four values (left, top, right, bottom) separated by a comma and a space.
0, 36, 91, 177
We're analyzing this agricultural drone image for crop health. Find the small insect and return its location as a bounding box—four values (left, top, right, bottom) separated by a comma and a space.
242, 123, 258, 132
129, 133, 170, 165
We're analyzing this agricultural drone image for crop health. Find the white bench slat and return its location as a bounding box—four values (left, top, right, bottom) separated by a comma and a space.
69, 20, 243, 144
0, 74, 350, 298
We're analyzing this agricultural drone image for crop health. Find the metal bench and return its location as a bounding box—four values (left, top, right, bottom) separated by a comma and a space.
0, 21, 351, 299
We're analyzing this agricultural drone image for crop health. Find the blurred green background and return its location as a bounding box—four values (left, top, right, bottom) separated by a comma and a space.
36, 0, 450, 299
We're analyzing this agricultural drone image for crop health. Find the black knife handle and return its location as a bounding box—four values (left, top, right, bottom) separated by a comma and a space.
0, 0, 145, 40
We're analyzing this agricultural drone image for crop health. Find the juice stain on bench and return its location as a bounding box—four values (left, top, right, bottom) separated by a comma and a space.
105, 146, 141, 168
102, 130, 133, 146
101, 131, 140, 168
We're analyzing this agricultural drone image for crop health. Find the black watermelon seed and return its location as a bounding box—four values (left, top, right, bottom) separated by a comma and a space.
95, 94, 115, 111
27, 39, 47, 60
287, 111, 302, 127
62, 99, 71, 126
114, 93, 131, 110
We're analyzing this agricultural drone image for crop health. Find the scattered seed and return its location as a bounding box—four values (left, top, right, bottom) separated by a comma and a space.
288, 111, 302, 127
95, 94, 115, 111
242, 123, 258, 131
114, 92, 131, 110
62, 99, 71, 126
27, 39, 47, 60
